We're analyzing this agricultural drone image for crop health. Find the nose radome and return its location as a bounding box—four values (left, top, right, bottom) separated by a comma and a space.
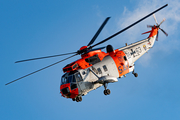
60, 83, 79, 99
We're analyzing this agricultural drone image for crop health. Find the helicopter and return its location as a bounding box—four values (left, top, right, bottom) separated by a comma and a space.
6, 4, 168, 102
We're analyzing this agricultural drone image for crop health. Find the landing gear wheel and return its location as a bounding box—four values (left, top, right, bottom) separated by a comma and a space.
134, 73, 138, 77
104, 89, 111, 95
106, 89, 110, 95
76, 96, 82, 102
79, 96, 82, 102
72, 98, 76, 101
104, 90, 107, 95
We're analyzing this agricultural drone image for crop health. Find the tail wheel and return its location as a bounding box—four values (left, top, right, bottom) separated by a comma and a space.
134, 73, 138, 77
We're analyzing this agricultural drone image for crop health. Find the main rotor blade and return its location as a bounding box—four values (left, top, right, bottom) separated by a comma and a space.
87, 17, 110, 46
15, 52, 77, 63
5, 54, 78, 85
91, 4, 168, 48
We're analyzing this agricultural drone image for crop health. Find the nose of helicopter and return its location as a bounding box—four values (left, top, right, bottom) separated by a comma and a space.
60, 83, 79, 99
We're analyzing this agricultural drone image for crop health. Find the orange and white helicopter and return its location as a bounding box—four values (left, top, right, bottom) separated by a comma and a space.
6, 4, 168, 102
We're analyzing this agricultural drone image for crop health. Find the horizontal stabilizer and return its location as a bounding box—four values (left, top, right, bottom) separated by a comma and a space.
142, 30, 152, 35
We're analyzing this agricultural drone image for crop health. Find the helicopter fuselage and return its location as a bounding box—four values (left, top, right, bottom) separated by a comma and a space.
60, 27, 157, 101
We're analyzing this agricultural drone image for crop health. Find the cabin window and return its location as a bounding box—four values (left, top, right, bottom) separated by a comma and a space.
124, 56, 127, 61
92, 66, 98, 74
97, 68, 102, 74
103, 65, 108, 72
82, 71, 86, 75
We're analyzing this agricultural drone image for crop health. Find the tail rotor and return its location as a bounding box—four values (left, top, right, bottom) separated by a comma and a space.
147, 14, 168, 41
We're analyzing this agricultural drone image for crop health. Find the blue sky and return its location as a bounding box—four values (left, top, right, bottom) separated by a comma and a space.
1, 0, 180, 120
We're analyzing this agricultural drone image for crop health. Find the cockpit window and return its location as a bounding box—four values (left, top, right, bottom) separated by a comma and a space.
61, 71, 82, 84
61, 74, 67, 84
75, 73, 82, 82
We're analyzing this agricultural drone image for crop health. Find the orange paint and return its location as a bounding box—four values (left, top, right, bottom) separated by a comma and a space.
60, 83, 79, 98
109, 50, 129, 77
142, 25, 159, 38
148, 26, 159, 38
63, 50, 107, 72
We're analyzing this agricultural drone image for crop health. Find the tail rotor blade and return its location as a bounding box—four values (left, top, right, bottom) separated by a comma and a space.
156, 31, 159, 41
147, 25, 154, 28
160, 28, 168, 36
153, 14, 158, 25
6, 54, 78, 85
159, 18, 166, 26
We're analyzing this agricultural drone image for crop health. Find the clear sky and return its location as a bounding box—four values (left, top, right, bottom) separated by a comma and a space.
1, 0, 180, 120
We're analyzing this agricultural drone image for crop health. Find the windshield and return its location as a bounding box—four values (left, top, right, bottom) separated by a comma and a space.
61, 71, 82, 85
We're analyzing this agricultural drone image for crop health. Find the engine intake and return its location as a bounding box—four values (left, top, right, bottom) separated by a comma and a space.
106, 45, 114, 53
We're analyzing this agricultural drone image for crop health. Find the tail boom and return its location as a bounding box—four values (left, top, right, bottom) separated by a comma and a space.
118, 36, 156, 66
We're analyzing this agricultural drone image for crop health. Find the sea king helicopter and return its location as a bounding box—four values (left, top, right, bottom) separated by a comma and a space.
6, 4, 168, 102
